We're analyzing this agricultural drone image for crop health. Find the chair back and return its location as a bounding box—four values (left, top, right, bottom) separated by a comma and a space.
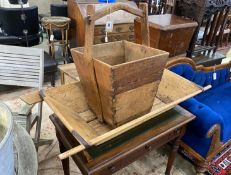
174, 0, 230, 57
0, 45, 44, 89
199, 7, 230, 54
133, 0, 175, 15
50, 4, 67, 17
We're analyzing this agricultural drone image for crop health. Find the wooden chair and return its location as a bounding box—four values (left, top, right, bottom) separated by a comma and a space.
0, 44, 52, 149
174, 0, 231, 66
133, 0, 175, 15
221, 12, 231, 47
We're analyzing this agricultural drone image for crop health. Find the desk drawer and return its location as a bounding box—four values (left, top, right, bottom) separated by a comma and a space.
94, 23, 134, 36
94, 32, 134, 44
88, 127, 184, 175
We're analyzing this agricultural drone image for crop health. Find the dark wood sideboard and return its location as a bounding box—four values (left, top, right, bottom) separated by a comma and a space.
135, 14, 198, 57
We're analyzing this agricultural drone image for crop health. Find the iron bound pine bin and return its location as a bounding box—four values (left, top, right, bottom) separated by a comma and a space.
71, 3, 169, 127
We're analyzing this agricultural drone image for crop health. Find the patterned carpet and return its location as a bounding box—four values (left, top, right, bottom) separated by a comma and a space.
3, 97, 196, 175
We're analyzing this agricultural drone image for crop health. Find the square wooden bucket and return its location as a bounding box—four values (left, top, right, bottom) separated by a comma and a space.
72, 40, 169, 127
71, 2, 169, 127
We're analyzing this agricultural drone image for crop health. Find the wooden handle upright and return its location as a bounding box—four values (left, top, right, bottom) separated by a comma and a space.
83, 2, 150, 61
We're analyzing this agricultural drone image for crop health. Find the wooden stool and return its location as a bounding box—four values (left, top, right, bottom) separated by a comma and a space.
41, 16, 71, 61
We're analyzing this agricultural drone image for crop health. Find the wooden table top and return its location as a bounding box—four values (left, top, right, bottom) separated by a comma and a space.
144, 14, 198, 31
59, 63, 79, 81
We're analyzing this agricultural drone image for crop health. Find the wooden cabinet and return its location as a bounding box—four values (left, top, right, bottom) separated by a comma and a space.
68, 0, 137, 47
134, 14, 198, 57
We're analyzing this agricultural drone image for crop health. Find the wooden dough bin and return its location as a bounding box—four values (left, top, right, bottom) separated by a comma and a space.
41, 69, 210, 159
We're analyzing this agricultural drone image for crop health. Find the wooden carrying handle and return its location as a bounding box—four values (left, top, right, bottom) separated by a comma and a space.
84, 2, 150, 61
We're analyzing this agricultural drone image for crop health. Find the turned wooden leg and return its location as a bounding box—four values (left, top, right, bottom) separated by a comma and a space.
51, 73, 56, 87
165, 136, 181, 175
56, 129, 70, 175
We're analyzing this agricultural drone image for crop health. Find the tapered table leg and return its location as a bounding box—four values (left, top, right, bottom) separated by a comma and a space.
56, 129, 70, 175
165, 128, 184, 175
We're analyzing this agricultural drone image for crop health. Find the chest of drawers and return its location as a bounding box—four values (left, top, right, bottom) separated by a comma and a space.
68, 0, 137, 47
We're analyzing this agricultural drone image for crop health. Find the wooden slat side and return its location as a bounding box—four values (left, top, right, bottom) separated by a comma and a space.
44, 96, 99, 144
92, 41, 125, 61
113, 81, 159, 127
72, 49, 103, 121
78, 110, 97, 123
111, 55, 167, 94
152, 97, 166, 111
94, 59, 115, 126
45, 82, 89, 113
20, 91, 42, 105
88, 119, 110, 135
87, 71, 206, 145
156, 69, 206, 103
124, 41, 169, 62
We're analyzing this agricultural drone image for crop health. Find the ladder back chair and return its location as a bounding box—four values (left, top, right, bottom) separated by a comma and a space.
133, 0, 175, 15
174, 0, 231, 66
0, 44, 52, 149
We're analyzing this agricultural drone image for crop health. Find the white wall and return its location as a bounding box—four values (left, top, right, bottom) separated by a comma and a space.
0, 0, 63, 14
29, 0, 62, 14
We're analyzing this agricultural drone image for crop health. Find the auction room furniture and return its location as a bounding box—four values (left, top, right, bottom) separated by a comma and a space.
44, 51, 58, 87
174, 0, 231, 66
222, 12, 231, 47
42, 16, 71, 61
133, 0, 175, 15
59, 63, 79, 85
51, 4, 67, 17
0, 45, 52, 149
50, 106, 195, 175
135, 14, 198, 57
0, 6, 40, 46
50, 4, 68, 40
166, 57, 231, 173
67, 0, 137, 47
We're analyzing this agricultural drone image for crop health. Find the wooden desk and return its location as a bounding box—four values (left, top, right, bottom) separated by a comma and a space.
135, 14, 198, 57
50, 106, 195, 175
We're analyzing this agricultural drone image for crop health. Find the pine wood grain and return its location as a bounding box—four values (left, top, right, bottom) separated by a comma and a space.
42, 69, 208, 159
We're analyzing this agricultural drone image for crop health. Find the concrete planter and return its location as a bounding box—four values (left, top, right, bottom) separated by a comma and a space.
0, 103, 14, 175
